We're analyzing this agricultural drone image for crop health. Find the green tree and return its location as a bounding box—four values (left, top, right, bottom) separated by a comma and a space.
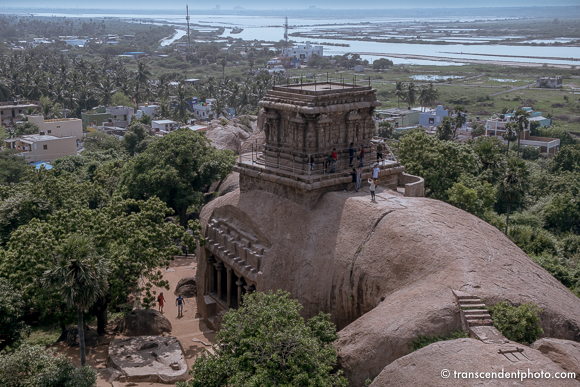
405, 82, 417, 110
0, 342, 96, 387
399, 131, 479, 199
372, 58, 393, 70
111, 91, 134, 108
378, 121, 394, 138
453, 105, 467, 134
14, 121, 39, 137
499, 158, 529, 235
490, 302, 543, 344
122, 122, 153, 155
220, 58, 227, 79
40, 96, 63, 119
120, 129, 236, 226
551, 144, 580, 173
177, 290, 348, 387
446, 174, 497, 218
502, 122, 518, 157
394, 81, 404, 109
436, 116, 455, 141
471, 122, 486, 137
542, 193, 580, 234
0, 151, 29, 185
512, 110, 530, 158
83, 131, 124, 153
42, 234, 110, 366
0, 278, 26, 349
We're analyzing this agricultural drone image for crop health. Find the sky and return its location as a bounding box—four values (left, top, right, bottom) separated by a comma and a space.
2, 0, 579, 11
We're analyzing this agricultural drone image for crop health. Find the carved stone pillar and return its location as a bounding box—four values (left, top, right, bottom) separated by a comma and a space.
214, 262, 224, 300
226, 268, 232, 308
236, 278, 244, 306
207, 255, 216, 294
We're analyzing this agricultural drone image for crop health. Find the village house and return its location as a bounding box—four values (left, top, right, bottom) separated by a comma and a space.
151, 119, 178, 134
281, 42, 323, 62
0, 101, 41, 126
27, 115, 83, 141
485, 111, 560, 155
536, 76, 563, 88
3, 134, 77, 163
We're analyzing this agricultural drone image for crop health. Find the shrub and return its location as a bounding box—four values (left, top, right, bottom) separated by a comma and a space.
490, 302, 543, 344
507, 225, 559, 257
0, 342, 96, 387
411, 330, 468, 352
0, 279, 26, 349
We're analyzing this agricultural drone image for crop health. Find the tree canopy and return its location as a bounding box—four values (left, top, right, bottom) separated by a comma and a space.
178, 290, 348, 387
120, 128, 236, 226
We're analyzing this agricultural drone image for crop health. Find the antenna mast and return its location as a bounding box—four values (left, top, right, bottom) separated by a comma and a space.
186, 5, 191, 54
284, 16, 288, 51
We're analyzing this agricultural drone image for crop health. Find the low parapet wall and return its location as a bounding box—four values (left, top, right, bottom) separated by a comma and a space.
401, 173, 425, 197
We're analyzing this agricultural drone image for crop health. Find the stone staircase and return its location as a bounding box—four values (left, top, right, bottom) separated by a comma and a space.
452, 290, 493, 330
452, 290, 509, 345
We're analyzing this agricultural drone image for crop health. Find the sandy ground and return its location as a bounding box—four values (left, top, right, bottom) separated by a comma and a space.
51, 255, 214, 387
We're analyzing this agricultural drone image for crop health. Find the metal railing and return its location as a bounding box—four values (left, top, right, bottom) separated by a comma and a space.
238, 140, 399, 179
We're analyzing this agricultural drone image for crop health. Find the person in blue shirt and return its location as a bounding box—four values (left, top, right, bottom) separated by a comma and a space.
176, 295, 185, 318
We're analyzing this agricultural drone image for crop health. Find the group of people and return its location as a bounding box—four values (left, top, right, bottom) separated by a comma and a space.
346, 163, 381, 203
316, 141, 388, 175
156, 292, 186, 318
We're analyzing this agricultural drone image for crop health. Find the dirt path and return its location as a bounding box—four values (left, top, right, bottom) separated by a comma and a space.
53, 256, 214, 387
488, 83, 535, 96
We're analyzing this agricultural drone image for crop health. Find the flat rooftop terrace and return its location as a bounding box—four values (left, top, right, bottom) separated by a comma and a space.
272, 82, 372, 96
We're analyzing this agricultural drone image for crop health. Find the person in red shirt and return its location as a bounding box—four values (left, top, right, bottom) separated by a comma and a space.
330, 148, 338, 173
157, 292, 165, 314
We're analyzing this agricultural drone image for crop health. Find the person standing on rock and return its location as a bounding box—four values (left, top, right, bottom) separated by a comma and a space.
373, 163, 380, 181
359, 146, 365, 168
330, 148, 338, 173
157, 292, 165, 314
368, 178, 377, 203
176, 295, 185, 318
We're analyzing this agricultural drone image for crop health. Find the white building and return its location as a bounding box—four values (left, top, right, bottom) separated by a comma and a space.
281, 42, 323, 62
151, 120, 178, 133
192, 99, 216, 120
28, 115, 83, 141
417, 105, 448, 128
136, 104, 159, 120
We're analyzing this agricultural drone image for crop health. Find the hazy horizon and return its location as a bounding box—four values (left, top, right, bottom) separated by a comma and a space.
1, 2, 580, 11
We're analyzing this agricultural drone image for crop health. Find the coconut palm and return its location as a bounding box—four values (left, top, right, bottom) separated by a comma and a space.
512, 109, 530, 158
502, 122, 518, 157
499, 158, 529, 235
406, 82, 417, 110
42, 234, 110, 366
394, 81, 404, 109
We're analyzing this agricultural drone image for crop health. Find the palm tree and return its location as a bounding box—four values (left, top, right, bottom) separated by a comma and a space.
499, 158, 529, 235
220, 58, 227, 79
512, 109, 530, 158
502, 122, 518, 157
173, 82, 191, 125
406, 82, 417, 110
42, 234, 109, 366
136, 61, 151, 87
453, 105, 467, 137
394, 81, 404, 109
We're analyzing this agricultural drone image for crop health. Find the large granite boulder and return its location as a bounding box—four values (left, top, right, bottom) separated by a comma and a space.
174, 276, 197, 298
204, 116, 259, 153
197, 184, 580, 386
531, 338, 580, 380
370, 338, 580, 386
117, 309, 172, 337
108, 336, 188, 383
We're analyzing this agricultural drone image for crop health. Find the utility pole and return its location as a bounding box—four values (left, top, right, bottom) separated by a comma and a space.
284, 16, 288, 53
186, 5, 191, 54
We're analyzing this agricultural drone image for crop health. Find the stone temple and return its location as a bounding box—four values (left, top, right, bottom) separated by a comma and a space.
196, 82, 580, 386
